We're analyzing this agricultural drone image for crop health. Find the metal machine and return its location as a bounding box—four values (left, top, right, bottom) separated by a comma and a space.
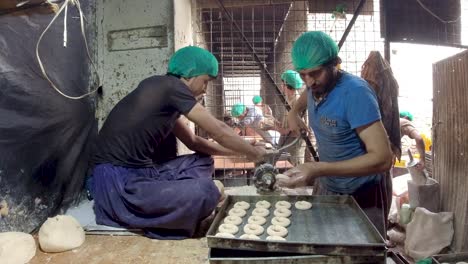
253, 137, 300, 192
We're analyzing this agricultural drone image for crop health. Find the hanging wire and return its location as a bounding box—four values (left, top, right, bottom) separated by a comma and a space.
36, 0, 101, 100
415, 0, 461, 24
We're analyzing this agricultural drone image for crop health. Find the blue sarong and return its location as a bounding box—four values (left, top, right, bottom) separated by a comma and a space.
90, 153, 220, 239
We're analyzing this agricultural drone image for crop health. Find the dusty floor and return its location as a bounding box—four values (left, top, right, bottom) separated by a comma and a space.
30, 235, 209, 264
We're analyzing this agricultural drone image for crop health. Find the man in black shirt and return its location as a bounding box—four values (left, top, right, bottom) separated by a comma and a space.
90, 46, 266, 239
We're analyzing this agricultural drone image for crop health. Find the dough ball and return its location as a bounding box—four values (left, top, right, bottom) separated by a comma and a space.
255, 200, 271, 209
215, 232, 235, 238
267, 225, 288, 237
275, 201, 292, 209
295, 200, 312, 210
247, 215, 267, 226
243, 224, 264, 236
223, 215, 243, 226
233, 201, 250, 210
274, 208, 292, 218
266, 235, 286, 241
218, 223, 239, 235
251, 208, 270, 217
271, 216, 291, 227
240, 234, 261, 240
39, 215, 85, 253
0, 232, 36, 264
228, 208, 247, 218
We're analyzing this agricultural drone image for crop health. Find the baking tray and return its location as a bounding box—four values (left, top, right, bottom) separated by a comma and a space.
433, 252, 468, 263
206, 195, 386, 256
209, 248, 386, 264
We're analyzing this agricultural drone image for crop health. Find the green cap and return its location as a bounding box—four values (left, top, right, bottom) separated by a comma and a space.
167, 46, 219, 78
231, 103, 246, 117
292, 31, 339, 71
252, 95, 262, 104
400, 111, 414, 121
281, 70, 304, 89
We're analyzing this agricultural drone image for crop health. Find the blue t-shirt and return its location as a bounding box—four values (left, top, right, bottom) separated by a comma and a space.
307, 72, 381, 194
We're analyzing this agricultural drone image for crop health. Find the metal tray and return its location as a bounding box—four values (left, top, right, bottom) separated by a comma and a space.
433, 252, 468, 264
209, 248, 386, 264
206, 195, 386, 256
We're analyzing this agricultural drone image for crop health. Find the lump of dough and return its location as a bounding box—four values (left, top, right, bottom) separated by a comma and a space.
0, 232, 36, 264
39, 215, 85, 253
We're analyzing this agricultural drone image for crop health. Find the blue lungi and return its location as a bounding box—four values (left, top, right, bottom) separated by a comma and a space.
90, 153, 220, 239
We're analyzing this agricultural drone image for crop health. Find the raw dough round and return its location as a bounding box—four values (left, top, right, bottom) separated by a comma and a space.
266, 235, 287, 241
215, 232, 235, 238
251, 208, 270, 217
0, 232, 36, 264
275, 201, 292, 209
39, 215, 85, 253
240, 234, 261, 240
275, 174, 289, 181
233, 201, 250, 210
274, 208, 292, 218
267, 225, 288, 237
271, 216, 291, 227
218, 223, 239, 234
255, 200, 271, 209
247, 215, 267, 226
228, 208, 247, 217
243, 224, 264, 235
295, 201, 312, 210
223, 215, 243, 226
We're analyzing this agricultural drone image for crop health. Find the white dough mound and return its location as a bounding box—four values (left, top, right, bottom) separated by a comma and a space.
39, 215, 85, 253
0, 232, 36, 264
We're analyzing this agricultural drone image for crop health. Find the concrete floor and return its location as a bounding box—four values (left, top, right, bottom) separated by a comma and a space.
30, 235, 209, 264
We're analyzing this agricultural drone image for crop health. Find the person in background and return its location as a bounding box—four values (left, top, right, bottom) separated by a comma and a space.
277, 70, 306, 165
400, 110, 426, 170
278, 31, 393, 236
90, 46, 267, 240
252, 95, 273, 117
231, 103, 280, 145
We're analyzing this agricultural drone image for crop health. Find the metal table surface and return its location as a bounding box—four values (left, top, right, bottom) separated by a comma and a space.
207, 195, 386, 257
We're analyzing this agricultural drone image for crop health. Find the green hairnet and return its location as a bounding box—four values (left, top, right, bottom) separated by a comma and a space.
167, 46, 219, 78
252, 95, 262, 104
231, 103, 246, 117
281, 70, 304, 89
400, 111, 414, 121
291, 31, 339, 71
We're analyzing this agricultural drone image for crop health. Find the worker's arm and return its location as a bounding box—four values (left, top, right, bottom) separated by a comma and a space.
185, 103, 266, 161
286, 89, 309, 134
172, 118, 237, 156
278, 120, 393, 188
408, 130, 426, 169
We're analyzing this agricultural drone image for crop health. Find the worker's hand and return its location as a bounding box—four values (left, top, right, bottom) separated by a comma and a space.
246, 146, 268, 163
276, 163, 318, 188
287, 111, 308, 136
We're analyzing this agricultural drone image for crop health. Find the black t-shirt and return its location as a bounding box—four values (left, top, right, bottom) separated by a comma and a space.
93, 75, 197, 167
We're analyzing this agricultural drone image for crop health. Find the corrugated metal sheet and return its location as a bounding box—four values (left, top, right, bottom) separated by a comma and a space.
432, 49, 468, 252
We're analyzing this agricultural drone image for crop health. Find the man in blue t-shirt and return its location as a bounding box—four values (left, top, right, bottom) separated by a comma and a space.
277, 31, 393, 236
